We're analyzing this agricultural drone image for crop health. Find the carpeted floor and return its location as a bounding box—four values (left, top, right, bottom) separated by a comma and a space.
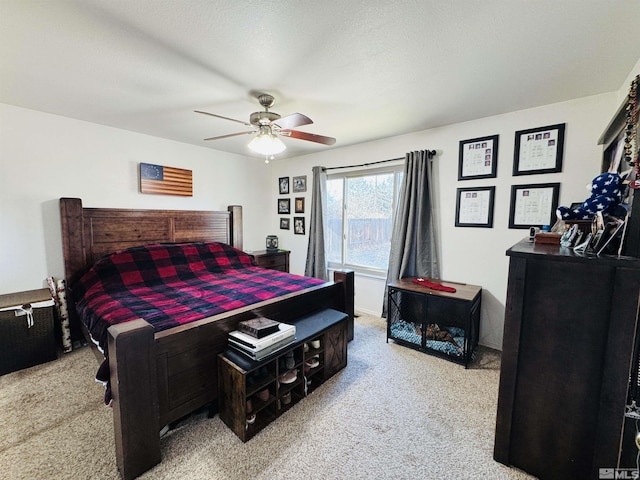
0, 313, 535, 479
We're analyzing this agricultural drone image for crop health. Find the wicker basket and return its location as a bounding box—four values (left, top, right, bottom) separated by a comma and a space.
0, 288, 57, 375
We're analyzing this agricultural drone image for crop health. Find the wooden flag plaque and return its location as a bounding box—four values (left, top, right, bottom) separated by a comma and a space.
139, 163, 193, 196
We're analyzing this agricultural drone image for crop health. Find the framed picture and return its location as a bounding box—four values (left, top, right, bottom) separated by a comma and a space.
508, 182, 560, 229
295, 197, 305, 213
592, 215, 626, 255
455, 186, 495, 228
458, 135, 499, 180
279, 177, 289, 194
280, 218, 290, 230
292, 175, 307, 192
513, 123, 565, 176
277, 198, 290, 214
293, 216, 305, 235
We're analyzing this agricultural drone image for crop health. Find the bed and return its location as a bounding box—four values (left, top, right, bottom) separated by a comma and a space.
59, 198, 354, 480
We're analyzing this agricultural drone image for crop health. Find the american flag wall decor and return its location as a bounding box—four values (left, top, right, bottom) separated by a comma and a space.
139, 163, 193, 196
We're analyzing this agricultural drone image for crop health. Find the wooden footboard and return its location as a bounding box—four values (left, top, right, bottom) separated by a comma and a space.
108, 272, 353, 480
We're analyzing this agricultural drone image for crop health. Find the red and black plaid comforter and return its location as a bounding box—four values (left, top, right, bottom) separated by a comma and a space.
73, 242, 325, 356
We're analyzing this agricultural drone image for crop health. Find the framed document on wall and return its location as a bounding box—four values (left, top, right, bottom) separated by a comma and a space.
513, 123, 565, 176
455, 186, 495, 228
508, 183, 560, 229
458, 135, 499, 180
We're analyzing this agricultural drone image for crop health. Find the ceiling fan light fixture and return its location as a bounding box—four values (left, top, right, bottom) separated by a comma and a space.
248, 128, 286, 155
198, 94, 335, 152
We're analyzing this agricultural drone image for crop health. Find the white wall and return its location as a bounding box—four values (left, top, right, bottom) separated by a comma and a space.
0, 103, 271, 294
269, 92, 620, 350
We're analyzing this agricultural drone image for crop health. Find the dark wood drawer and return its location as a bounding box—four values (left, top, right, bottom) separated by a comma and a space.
257, 256, 285, 269
248, 250, 290, 273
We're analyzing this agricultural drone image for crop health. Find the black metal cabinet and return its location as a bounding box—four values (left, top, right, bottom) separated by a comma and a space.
386, 277, 482, 367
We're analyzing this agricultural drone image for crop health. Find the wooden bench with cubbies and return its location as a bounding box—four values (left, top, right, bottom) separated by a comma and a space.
217, 308, 348, 441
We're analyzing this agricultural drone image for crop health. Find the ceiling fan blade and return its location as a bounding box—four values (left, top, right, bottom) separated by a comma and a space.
280, 129, 336, 145
195, 110, 252, 127
274, 113, 313, 130
203, 131, 255, 141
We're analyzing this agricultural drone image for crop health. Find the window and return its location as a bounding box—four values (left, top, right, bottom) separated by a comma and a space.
326, 165, 404, 276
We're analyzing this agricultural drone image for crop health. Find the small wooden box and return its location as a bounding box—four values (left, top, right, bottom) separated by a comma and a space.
534, 232, 562, 245
0, 288, 57, 375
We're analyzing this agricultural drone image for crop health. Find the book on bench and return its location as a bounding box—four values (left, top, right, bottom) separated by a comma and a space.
238, 317, 281, 338
229, 323, 296, 350
228, 334, 296, 361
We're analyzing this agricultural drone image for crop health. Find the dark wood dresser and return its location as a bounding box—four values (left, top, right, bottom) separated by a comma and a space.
248, 249, 290, 273
494, 239, 640, 479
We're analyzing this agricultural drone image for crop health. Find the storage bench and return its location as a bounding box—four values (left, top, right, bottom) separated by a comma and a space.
218, 308, 348, 441
0, 288, 57, 375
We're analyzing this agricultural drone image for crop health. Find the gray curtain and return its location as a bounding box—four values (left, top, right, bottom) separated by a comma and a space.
382, 150, 439, 317
304, 166, 329, 280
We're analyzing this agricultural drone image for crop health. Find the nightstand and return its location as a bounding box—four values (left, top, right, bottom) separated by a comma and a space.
248, 250, 290, 273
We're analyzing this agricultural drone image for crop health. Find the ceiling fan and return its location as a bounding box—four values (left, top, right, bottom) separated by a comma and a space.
195, 93, 336, 156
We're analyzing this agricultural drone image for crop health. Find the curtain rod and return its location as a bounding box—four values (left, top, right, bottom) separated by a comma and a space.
323, 150, 436, 172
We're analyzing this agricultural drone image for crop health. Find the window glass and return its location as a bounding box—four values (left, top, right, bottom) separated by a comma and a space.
326, 165, 403, 276
326, 178, 343, 264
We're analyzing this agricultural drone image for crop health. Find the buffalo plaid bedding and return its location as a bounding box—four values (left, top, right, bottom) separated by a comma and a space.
72, 242, 325, 404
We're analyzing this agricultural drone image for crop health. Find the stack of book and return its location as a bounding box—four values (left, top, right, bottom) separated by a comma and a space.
228, 317, 296, 361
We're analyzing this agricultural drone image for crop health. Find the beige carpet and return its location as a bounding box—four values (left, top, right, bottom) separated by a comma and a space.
0, 313, 535, 480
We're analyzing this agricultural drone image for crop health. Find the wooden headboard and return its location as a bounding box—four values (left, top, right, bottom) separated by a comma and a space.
59, 198, 243, 288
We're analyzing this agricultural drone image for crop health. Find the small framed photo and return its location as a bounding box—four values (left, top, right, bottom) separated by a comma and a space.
292, 175, 307, 192
279, 177, 289, 194
455, 186, 495, 228
280, 218, 290, 230
592, 215, 626, 255
508, 182, 560, 229
513, 123, 565, 176
293, 216, 305, 235
278, 198, 290, 214
295, 197, 305, 213
458, 135, 499, 180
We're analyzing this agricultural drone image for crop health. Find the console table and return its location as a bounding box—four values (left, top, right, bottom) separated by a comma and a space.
386, 277, 481, 367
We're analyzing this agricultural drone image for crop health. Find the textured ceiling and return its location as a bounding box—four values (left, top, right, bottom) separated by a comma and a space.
1, 0, 639, 159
